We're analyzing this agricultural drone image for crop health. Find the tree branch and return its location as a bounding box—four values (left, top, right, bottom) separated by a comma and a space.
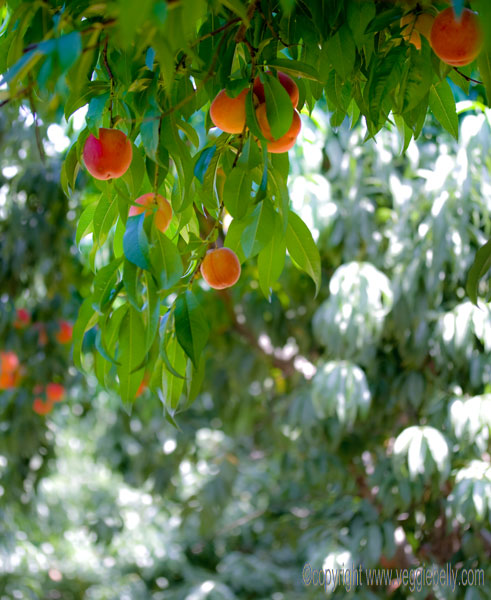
217, 289, 297, 377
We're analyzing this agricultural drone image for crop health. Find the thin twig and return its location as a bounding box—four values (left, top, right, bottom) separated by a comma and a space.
234, 0, 260, 44
102, 36, 114, 126
218, 289, 297, 377
453, 67, 483, 85
189, 18, 241, 48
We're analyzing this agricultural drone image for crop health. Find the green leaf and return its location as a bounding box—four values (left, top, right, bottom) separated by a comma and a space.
265, 58, 321, 82
194, 145, 217, 184
86, 93, 109, 135
93, 192, 118, 246
121, 143, 145, 198
93, 258, 123, 312
113, 217, 125, 258
101, 305, 128, 370
143, 272, 160, 352
223, 166, 254, 219
245, 89, 267, 141
76, 203, 96, 246
366, 524, 383, 565
61, 142, 79, 195
141, 108, 160, 160
262, 73, 294, 139
237, 136, 262, 170
123, 214, 150, 270
241, 199, 276, 259
223, 218, 247, 264
285, 211, 321, 296
57, 32, 82, 71
73, 295, 98, 369
117, 306, 147, 404
428, 80, 458, 140
258, 217, 286, 301
159, 311, 187, 379
184, 354, 205, 409
477, 50, 491, 108
123, 259, 141, 310
365, 47, 405, 126
174, 290, 209, 368
347, 0, 376, 47
327, 25, 355, 80
177, 119, 200, 148
451, 0, 464, 18
466, 239, 491, 305
150, 231, 183, 289
162, 335, 187, 410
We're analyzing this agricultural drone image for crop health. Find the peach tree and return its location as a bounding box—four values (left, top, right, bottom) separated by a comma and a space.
1, 0, 490, 415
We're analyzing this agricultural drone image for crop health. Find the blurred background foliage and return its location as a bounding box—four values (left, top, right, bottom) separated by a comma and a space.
1, 93, 491, 598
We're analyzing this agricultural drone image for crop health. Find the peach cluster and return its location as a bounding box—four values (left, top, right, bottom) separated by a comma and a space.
33, 383, 66, 415
210, 71, 302, 153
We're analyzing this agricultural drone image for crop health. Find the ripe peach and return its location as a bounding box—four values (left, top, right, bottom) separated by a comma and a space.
129, 193, 172, 234
56, 320, 73, 344
0, 351, 19, 373
83, 128, 133, 180
255, 104, 301, 153
210, 88, 248, 134
400, 13, 435, 50
430, 7, 482, 66
14, 308, 30, 329
200, 247, 241, 289
33, 397, 53, 415
0, 371, 17, 390
253, 71, 299, 108
46, 383, 65, 403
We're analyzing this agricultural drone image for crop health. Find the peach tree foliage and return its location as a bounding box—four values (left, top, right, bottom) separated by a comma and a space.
1, 0, 490, 412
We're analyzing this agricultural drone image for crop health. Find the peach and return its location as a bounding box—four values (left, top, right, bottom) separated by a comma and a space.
255, 104, 301, 153
129, 193, 172, 234
56, 320, 73, 344
430, 7, 482, 66
200, 247, 241, 289
400, 13, 435, 50
210, 88, 248, 134
14, 308, 30, 329
83, 128, 133, 180
0, 351, 19, 374
33, 397, 53, 415
46, 383, 65, 403
253, 71, 299, 108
